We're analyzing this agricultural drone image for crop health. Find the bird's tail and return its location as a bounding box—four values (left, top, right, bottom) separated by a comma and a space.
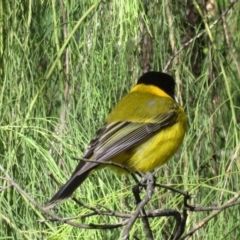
46, 169, 92, 208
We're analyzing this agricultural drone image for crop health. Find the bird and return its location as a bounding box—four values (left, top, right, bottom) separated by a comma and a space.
46, 71, 187, 207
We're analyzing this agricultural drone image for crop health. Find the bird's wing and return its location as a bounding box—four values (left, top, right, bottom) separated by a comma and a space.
72, 104, 178, 176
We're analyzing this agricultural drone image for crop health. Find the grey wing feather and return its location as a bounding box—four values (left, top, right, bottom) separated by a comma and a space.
72, 106, 177, 176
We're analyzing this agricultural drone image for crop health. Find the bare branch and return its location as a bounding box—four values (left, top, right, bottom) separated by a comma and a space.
0, 164, 126, 230
181, 192, 240, 239
122, 173, 155, 240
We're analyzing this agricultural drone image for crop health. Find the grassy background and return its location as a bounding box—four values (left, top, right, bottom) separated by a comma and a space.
1, 0, 240, 239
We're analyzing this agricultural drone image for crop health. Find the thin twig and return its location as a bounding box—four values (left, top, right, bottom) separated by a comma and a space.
155, 183, 189, 196
163, 0, 238, 72
132, 174, 154, 240
57, 0, 71, 167
220, 143, 240, 201
181, 191, 240, 239
73, 157, 140, 183
165, 0, 183, 105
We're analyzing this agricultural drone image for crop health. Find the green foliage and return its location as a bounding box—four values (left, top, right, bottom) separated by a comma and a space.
0, 0, 240, 239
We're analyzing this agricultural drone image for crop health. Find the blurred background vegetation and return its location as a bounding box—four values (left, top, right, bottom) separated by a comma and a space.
0, 0, 240, 239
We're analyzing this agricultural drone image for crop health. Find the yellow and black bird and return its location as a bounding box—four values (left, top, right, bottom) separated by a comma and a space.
47, 71, 187, 206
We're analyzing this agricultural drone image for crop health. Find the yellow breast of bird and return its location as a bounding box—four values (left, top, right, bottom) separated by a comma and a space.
110, 109, 186, 173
